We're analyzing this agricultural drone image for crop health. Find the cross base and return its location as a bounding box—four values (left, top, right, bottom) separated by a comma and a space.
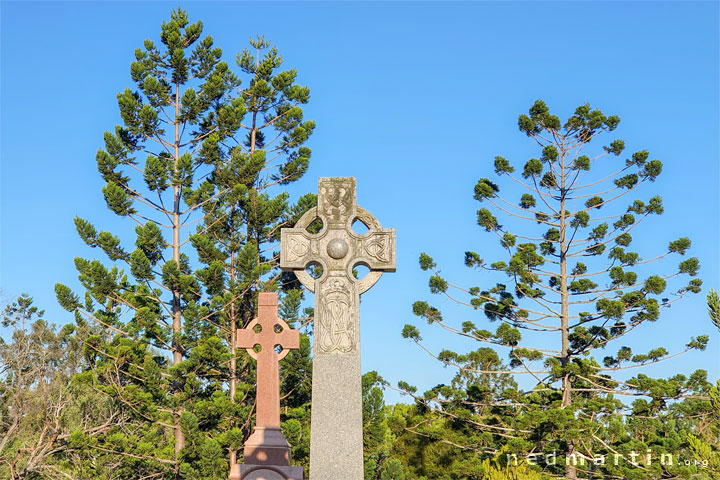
243, 427, 293, 465
229, 427, 304, 480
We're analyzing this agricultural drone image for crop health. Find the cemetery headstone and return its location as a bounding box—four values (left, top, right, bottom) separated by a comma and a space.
230, 292, 304, 480
280, 177, 396, 480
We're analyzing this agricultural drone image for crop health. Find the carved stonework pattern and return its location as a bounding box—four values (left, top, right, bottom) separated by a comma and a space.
353, 208, 379, 230
319, 179, 354, 223
317, 274, 356, 354
364, 235, 390, 263
286, 235, 310, 262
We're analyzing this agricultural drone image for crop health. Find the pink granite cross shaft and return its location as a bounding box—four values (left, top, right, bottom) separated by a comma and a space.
237, 292, 299, 428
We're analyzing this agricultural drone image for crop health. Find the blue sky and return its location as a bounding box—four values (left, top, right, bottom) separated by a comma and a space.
1, 1, 718, 403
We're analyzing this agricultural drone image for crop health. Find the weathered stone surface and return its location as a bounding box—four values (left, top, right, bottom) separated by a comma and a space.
230, 293, 304, 480
280, 177, 396, 480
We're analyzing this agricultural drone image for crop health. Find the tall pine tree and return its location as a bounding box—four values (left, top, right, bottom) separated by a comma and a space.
187, 35, 315, 472
406, 100, 707, 479
55, 9, 315, 478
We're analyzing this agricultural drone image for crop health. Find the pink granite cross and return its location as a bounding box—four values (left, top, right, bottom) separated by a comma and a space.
237, 292, 299, 429
230, 292, 304, 480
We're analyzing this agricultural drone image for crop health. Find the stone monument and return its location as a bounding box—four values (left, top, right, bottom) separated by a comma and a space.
280, 177, 396, 480
230, 292, 304, 480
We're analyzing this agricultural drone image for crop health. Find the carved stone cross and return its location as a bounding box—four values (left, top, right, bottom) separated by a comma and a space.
230, 292, 303, 480
280, 177, 396, 480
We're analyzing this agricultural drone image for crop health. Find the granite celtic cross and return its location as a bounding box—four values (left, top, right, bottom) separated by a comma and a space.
280, 177, 396, 480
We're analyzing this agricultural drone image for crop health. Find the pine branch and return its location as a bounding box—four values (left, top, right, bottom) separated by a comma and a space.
433, 274, 562, 328
407, 336, 551, 375
708, 290, 720, 332
571, 163, 633, 192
